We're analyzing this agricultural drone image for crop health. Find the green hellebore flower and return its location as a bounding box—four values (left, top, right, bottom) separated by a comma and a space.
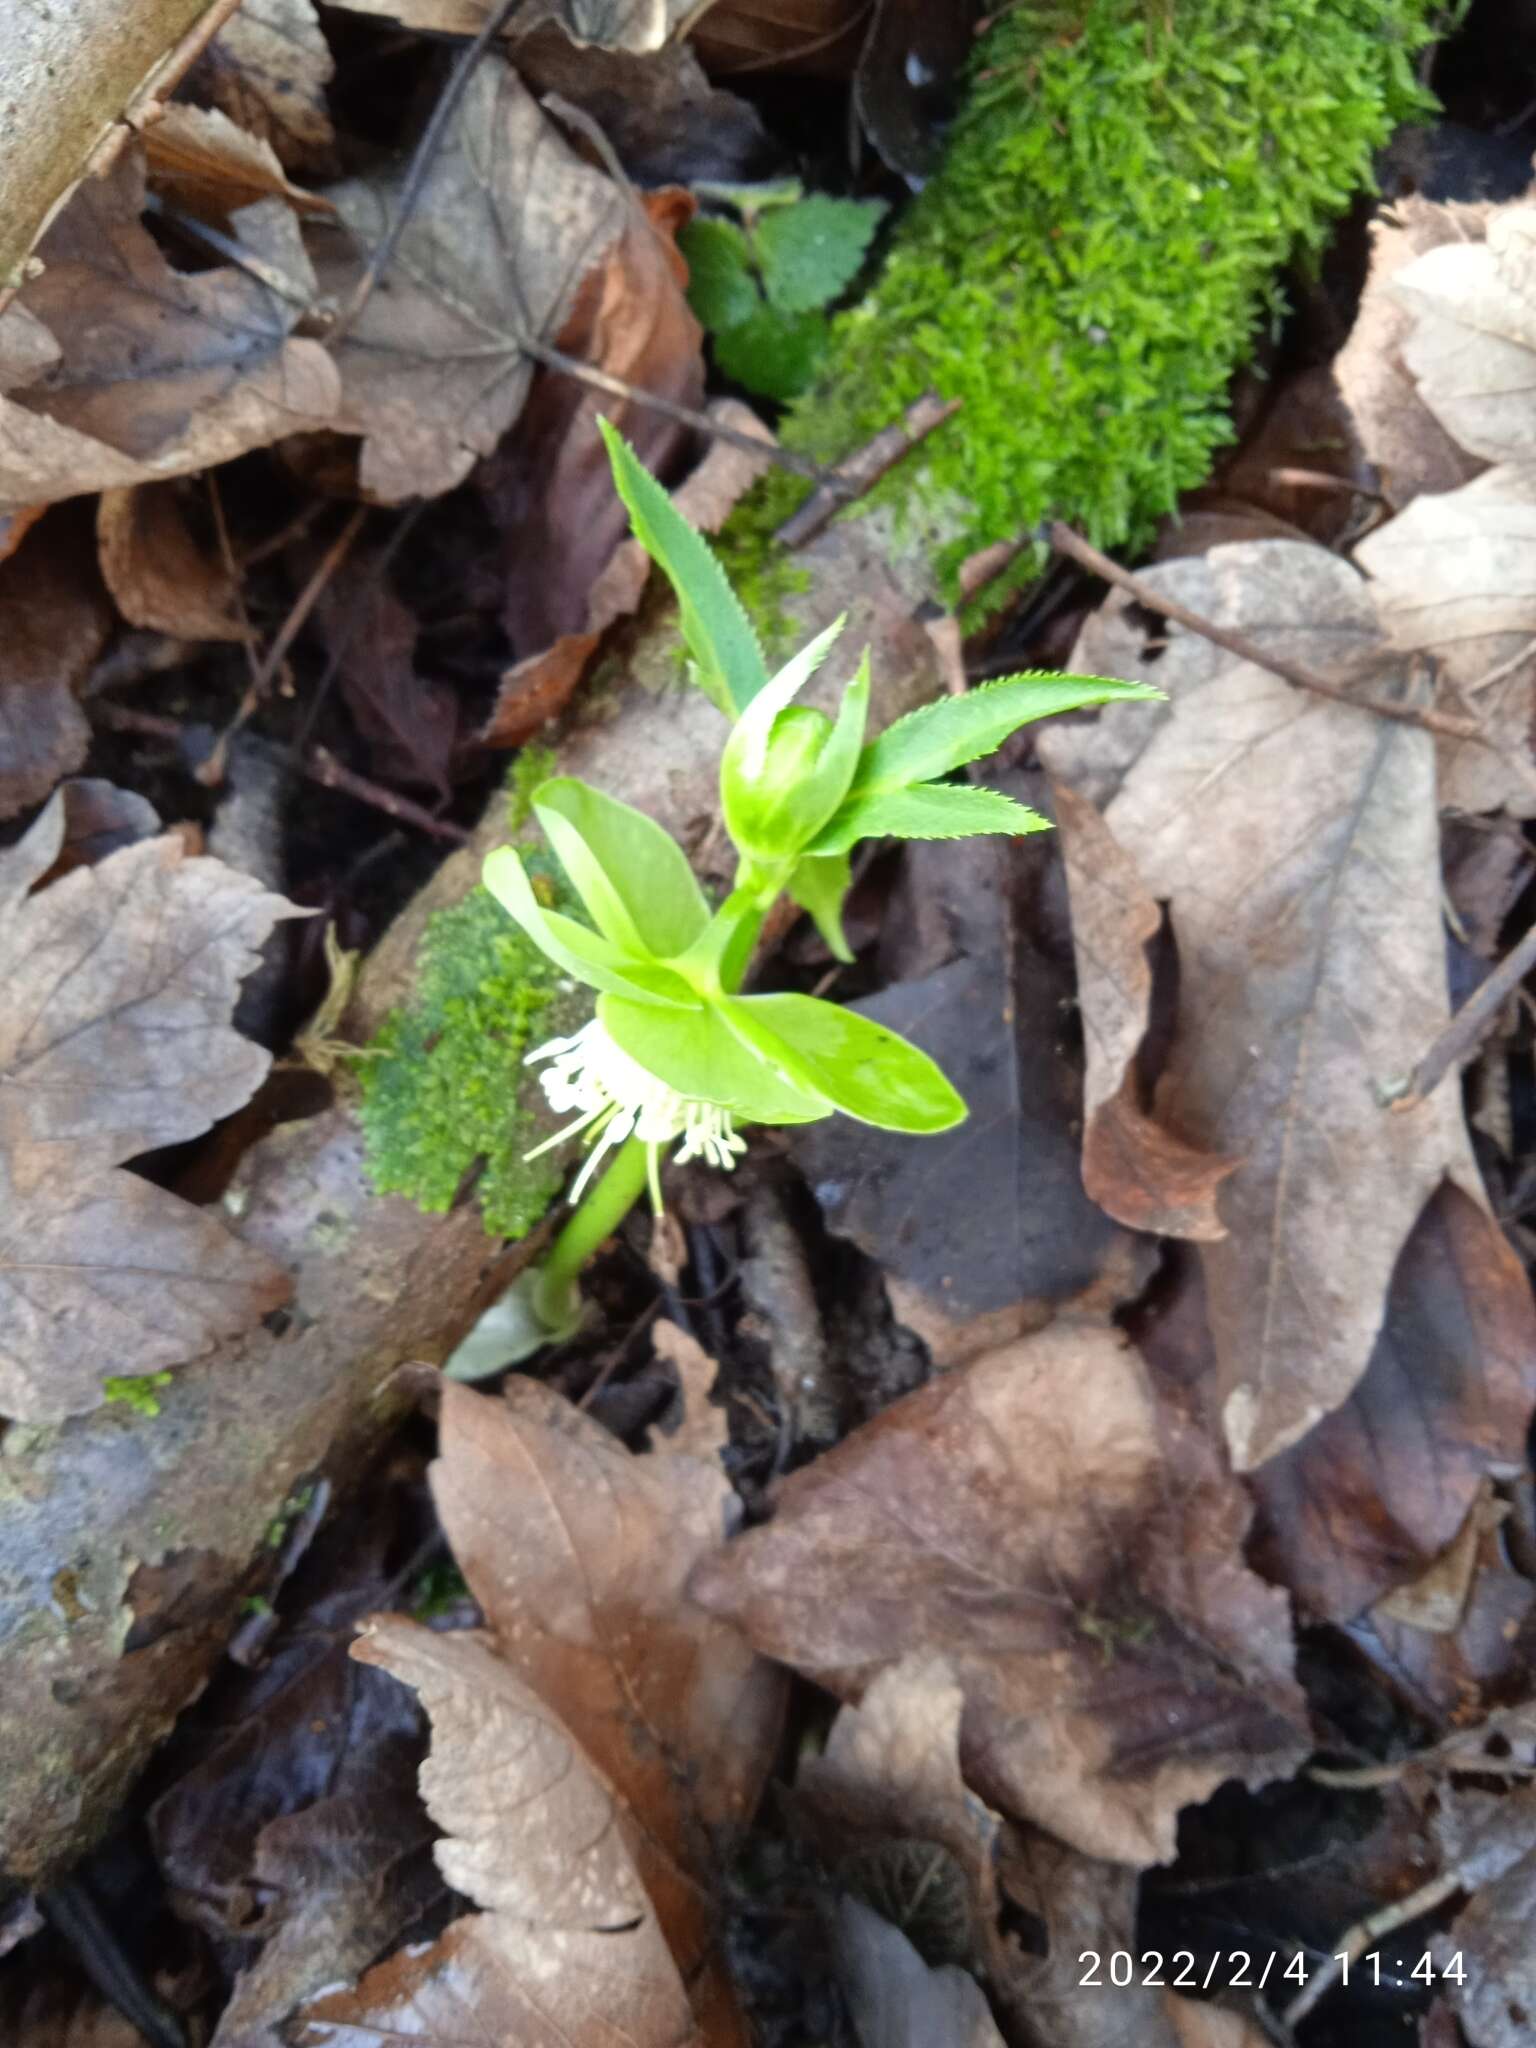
719, 621, 870, 865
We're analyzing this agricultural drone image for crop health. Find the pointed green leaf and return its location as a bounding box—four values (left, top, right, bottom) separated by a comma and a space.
850, 673, 1164, 796
533, 778, 709, 960
808, 781, 1049, 855
482, 849, 694, 1008
598, 993, 832, 1125
787, 850, 853, 963
721, 993, 966, 1133
597, 417, 769, 714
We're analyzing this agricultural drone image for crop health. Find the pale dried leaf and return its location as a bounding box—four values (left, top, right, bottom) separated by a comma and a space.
0, 795, 302, 1421
691, 1324, 1307, 1867
313, 60, 626, 502
430, 1379, 784, 1976
831, 1897, 1006, 2048
97, 481, 249, 643
1046, 542, 1486, 1470
1050, 779, 1236, 1240
195, 0, 337, 175
302, 1621, 701, 2048
1355, 466, 1536, 815
799, 1654, 1002, 1977
143, 102, 332, 220
0, 152, 338, 515
1394, 205, 1536, 466
649, 1318, 731, 1462
0, 514, 111, 819
1333, 195, 1487, 509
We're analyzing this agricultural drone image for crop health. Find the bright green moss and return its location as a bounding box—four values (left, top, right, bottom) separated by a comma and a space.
761, 0, 1439, 606
356, 877, 581, 1238
103, 1372, 173, 1418
357, 756, 588, 1239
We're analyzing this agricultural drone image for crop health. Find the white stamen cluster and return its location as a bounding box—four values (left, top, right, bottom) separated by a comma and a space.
524, 1017, 747, 1200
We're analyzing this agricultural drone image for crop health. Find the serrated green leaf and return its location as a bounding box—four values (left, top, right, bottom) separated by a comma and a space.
533, 778, 709, 960
714, 302, 828, 402
809, 781, 1049, 854
482, 848, 694, 1007
722, 992, 966, 1133
679, 217, 759, 334
755, 194, 888, 315
597, 417, 769, 713
598, 993, 832, 1125
787, 850, 853, 963
850, 673, 1164, 796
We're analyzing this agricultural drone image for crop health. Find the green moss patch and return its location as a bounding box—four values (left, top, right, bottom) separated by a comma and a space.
756, 0, 1438, 608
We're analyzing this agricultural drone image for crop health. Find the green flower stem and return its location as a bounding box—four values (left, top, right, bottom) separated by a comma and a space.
531, 1133, 651, 1330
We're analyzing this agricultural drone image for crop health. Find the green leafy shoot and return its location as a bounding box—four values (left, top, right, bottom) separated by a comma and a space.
679, 185, 887, 402
596, 416, 769, 713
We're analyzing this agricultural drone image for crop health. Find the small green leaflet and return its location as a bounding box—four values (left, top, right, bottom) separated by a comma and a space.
848, 672, 1164, 797
597, 418, 770, 714
676, 217, 757, 331
754, 195, 887, 315
808, 782, 1048, 855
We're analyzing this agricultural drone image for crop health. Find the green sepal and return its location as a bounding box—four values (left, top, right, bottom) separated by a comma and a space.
787, 850, 853, 963
597, 417, 769, 714
482, 848, 694, 1008
532, 777, 710, 960
721, 993, 966, 1133
721, 620, 867, 861
597, 992, 833, 1125
850, 673, 1164, 797
809, 781, 1049, 855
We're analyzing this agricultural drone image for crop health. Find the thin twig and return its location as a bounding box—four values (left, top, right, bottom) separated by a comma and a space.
291, 504, 425, 762
1280, 1871, 1461, 2028
1393, 918, 1536, 1107
326, 0, 529, 348
303, 747, 470, 843
773, 392, 962, 547
1046, 520, 1483, 743
1467, 631, 1536, 697
200, 506, 368, 787
517, 334, 831, 480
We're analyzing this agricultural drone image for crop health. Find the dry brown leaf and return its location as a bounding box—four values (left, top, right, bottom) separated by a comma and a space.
830, 1896, 1006, 2048
1045, 541, 1487, 1471
480, 183, 705, 742
1393, 205, 1536, 467
143, 102, 332, 221
0, 793, 302, 1422
192, 0, 338, 176
692, 0, 870, 74
329, 0, 709, 50
1050, 779, 1236, 1241
486, 398, 769, 746
0, 151, 338, 515
0, 0, 244, 292
1355, 468, 1536, 815
998, 1830, 1181, 2047
1332, 195, 1487, 509
300, 1621, 703, 2048
312, 59, 626, 502
428, 1379, 784, 1988
97, 480, 249, 643
0, 511, 112, 820
649, 1317, 732, 1462
691, 1322, 1307, 1868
